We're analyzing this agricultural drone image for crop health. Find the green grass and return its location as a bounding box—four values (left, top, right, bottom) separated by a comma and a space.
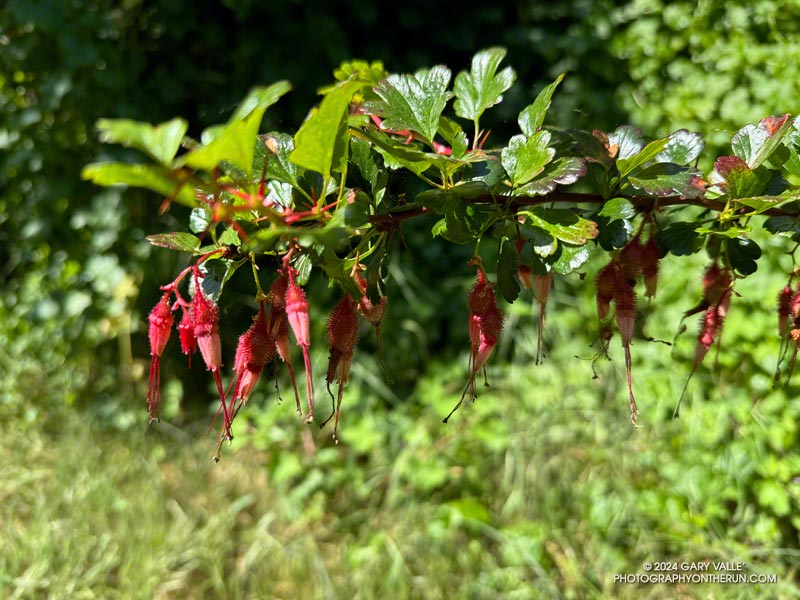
3, 246, 800, 599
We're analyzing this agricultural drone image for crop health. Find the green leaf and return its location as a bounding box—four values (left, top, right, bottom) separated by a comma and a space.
372, 66, 454, 143
782, 147, 800, 178
453, 47, 516, 123
363, 129, 437, 176
198, 258, 242, 301
417, 189, 459, 214
81, 162, 198, 207
451, 131, 469, 159
189, 207, 212, 233
627, 163, 705, 198
437, 116, 463, 145
598, 197, 635, 220
764, 208, 800, 237
501, 131, 555, 187
616, 138, 668, 178
608, 126, 644, 160
725, 237, 761, 275
523, 208, 598, 245
96, 117, 188, 165
656, 129, 705, 165
343, 191, 372, 228
266, 180, 294, 209
569, 129, 614, 166
597, 218, 633, 251
518, 74, 564, 136
181, 107, 266, 177
497, 236, 521, 303
259, 132, 300, 188
734, 196, 787, 215
292, 253, 313, 286
229, 81, 291, 122
714, 156, 771, 199
290, 79, 363, 177
695, 225, 750, 238
350, 138, 380, 194
655, 222, 703, 256
146, 232, 201, 253
519, 243, 550, 275
732, 114, 793, 169
550, 244, 591, 275
519, 224, 557, 257
217, 227, 241, 247
514, 157, 586, 196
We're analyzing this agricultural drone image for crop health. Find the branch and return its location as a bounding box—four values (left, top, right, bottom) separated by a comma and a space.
368, 192, 798, 225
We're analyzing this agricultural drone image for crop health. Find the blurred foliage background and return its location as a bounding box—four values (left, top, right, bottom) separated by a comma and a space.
2, 0, 799, 597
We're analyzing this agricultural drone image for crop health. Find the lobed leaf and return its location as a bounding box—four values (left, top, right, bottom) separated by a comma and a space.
96, 117, 188, 166
655, 221, 703, 256
656, 129, 705, 165
732, 114, 793, 169
454, 47, 516, 124
607, 126, 644, 160
628, 163, 705, 198
514, 157, 586, 196
550, 243, 591, 275
523, 207, 598, 245
229, 81, 292, 122
181, 109, 266, 177
519, 74, 564, 137
372, 66, 454, 144
725, 237, 761, 275
714, 157, 770, 199
501, 131, 555, 188
81, 162, 198, 207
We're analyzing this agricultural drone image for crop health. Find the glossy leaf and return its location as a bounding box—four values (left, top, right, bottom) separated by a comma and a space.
290, 79, 363, 177
258, 132, 300, 188
453, 47, 516, 123
656, 129, 705, 165
607, 126, 644, 160
519, 74, 564, 136
550, 243, 591, 275
364, 129, 439, 176
523, 208, 598, 245
96, 117, 188, 166
189, 207, 212, 233
616, 138, 668, 178
519, 224, 557, 257
732, 114, 793, 169
372, 66, 454, 143
734, 195, 788, 215
598, 197, 635, 220
501, 131, 555, 187
514, 157, 586, 196
628, 163, 705, 198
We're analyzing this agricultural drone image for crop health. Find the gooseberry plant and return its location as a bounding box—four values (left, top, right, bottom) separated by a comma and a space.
83, 48, 800, 456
